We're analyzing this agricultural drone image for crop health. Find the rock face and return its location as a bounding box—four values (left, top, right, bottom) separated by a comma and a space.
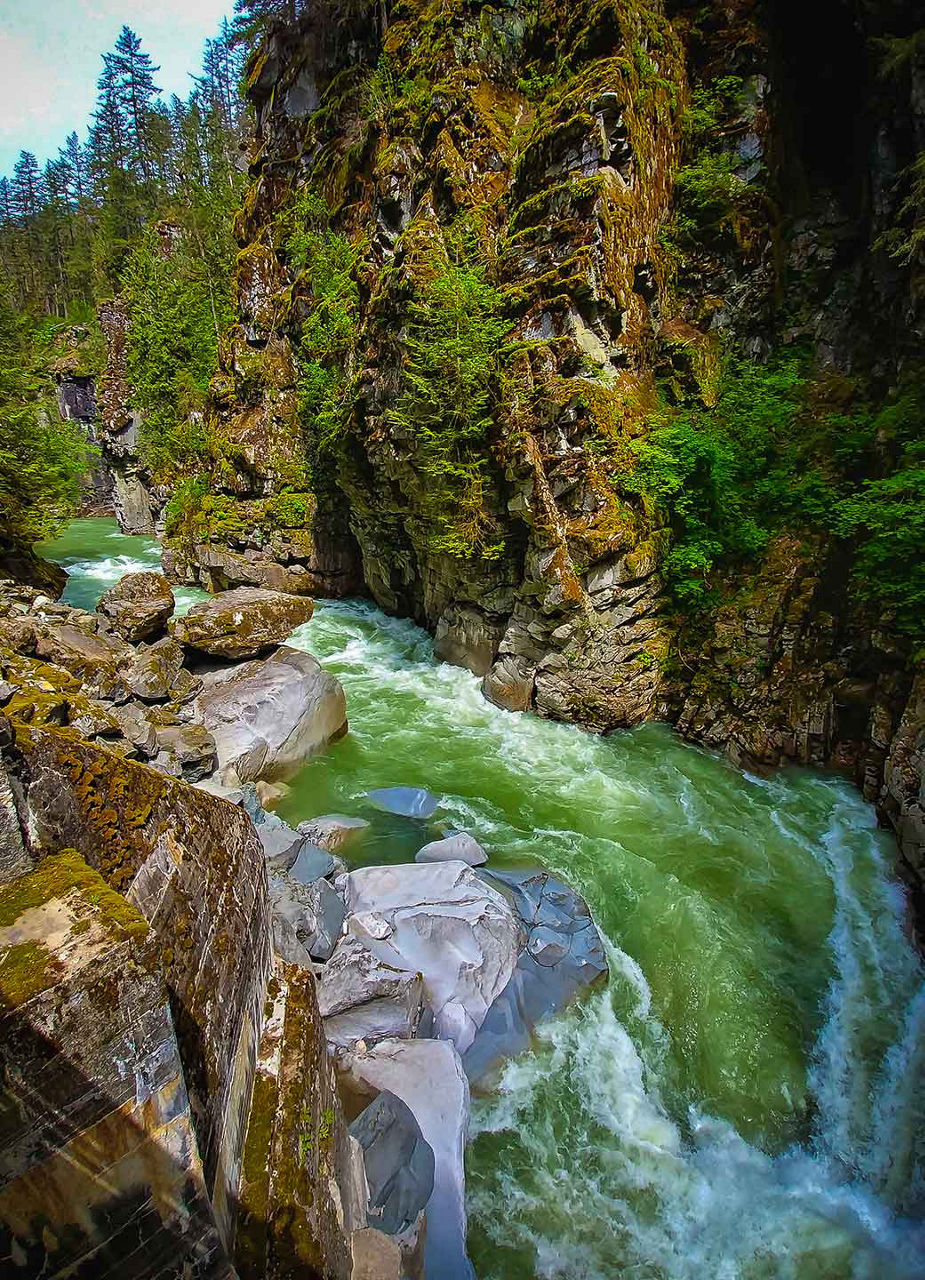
98, 570, 175, 642
0, 851, 229, 1278
169, 586, 314, 658
234, 962, 366, 1280
170, 0, 925, 918
195, 644, 347, 783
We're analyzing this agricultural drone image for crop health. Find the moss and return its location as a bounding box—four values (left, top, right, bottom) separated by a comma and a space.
0, 939, 64, 1008
236, 1071, 278, 1280
0, 849, 149, 940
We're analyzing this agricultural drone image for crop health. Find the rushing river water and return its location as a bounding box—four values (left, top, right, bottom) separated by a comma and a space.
41, 518, 925, 1279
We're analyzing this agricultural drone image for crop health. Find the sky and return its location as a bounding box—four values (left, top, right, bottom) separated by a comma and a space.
0, 0, 235, 176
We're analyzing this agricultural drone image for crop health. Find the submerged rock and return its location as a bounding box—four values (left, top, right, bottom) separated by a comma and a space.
415, 832, 487, 866
195, 644, 347, 783
367, 786, 441, 819
98, 571, 174, 642
169, 585, 314, 658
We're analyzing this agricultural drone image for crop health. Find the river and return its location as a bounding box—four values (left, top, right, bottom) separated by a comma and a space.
38, 517, 925, 1279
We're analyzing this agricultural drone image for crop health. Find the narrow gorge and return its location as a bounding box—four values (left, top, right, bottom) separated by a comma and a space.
0, 0, 923, 1277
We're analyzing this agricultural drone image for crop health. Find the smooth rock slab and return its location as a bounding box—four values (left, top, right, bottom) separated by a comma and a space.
366, 786, 440, 819
339, 861, 522, 1053
339, 1039, 474, 1280
98, 571, 175, 643
169, 586, 314, 658
415, 832, 487, 866
195, 645, 347, 783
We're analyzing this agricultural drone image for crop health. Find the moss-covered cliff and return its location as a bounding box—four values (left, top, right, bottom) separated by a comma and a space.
149, 0, 924, 896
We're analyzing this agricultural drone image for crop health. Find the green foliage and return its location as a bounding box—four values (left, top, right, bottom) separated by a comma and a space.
833, 376, 925, 638
617, 353, 925, 637
122, 220, 235, 478
0, 296, 91, 547
876, 151, 925, 267
387, 244, 509, 558
360, 55, 431, 126
287, 189, 362, 452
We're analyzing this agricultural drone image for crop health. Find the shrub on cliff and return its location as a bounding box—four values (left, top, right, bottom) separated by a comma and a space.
0, 294, 90, 548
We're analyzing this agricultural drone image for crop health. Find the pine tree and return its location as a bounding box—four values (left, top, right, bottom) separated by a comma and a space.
108, 26, 161, 189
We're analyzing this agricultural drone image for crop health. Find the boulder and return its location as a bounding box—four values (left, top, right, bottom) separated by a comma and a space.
463, 868, 608, 1082
415, 832, 487, 866
349, 1091, 434, 1235
112, 702, 158, 757
367, 787, 440, 819
33, 623, 133, 679
270, 872, 345, 964
338, 861, 522, 1053
339, 1039, 474, 1280
297, 813, 369, 852
169, 586, 314, 658
195, 645, 347, 783
98, 571, 175, 642
123, 636, 185, 701
154, 723, 217, 782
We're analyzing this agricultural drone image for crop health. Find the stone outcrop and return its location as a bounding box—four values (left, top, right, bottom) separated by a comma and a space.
98, 570, 175, 642
169, 586, 314, 658
195, 645, 347, 783
0, 850, 228, 1278
0, 580, 346, 791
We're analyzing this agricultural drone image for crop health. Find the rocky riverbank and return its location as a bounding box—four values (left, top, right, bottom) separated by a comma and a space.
0, 569, 607, 1278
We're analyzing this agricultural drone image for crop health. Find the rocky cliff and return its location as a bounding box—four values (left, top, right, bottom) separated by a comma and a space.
99, 1, 924, 907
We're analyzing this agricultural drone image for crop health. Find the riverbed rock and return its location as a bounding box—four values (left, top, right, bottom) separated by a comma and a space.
169, 586, 314, 658
297, 812, 370, 851
123, 635, 185, 701
338, 861, 522, 1053
98, 571, 175, 642
154, 723, 217, 782
195, 644, 347, 783
367, 786, 441, 819
349, 1090, 434, 1235
463, 868, 608, 1081
33, 622, 133, 679
339, 1038, 474, 1280
270, 870, 346, 964
415, 832, 487, 866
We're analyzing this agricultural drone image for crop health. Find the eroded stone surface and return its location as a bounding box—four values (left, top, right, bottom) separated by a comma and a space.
195, 644, 347, 783
170, 587, 314, 659
98, 571, 175, 642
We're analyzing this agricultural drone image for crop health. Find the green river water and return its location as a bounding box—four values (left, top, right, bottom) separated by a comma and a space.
40, 518, 925, 1279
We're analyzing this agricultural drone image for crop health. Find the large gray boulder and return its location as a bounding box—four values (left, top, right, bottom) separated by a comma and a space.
123, 636, 186, 701
318, 933, 427, 1050
415, 832, 487, 866
350, 1090, 434, 1236
463, 868, 608, 1081
169, 586, 314, 658
194, 645, 347, 783
339, 1039, 474, 1280
337, 861, 522, 1053
98, 571, 174, 642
